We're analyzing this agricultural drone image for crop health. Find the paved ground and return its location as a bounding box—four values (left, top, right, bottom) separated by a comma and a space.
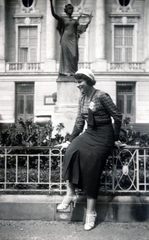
0, 220, 149, 240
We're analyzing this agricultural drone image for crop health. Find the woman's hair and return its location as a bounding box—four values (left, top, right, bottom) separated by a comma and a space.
75, 73, 96, 86
64, 4, 74, 13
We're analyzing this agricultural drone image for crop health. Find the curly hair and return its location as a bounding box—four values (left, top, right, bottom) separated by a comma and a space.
64, 4, 74, 13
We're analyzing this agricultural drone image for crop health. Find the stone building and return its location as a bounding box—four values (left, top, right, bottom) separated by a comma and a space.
0, 0, 149, 134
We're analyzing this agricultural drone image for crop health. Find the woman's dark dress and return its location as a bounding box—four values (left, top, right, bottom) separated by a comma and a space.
63, 90, 122, 199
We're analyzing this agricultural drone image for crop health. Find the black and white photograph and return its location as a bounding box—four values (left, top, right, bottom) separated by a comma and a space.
0, 0, 149, 239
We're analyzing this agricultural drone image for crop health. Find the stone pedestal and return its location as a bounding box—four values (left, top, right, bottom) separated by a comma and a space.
53, 76, 80, 134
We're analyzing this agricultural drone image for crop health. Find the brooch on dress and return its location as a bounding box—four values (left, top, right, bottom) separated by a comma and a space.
89, 101, 95, 110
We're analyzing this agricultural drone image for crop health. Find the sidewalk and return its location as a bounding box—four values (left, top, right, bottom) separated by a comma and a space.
0, 220, 149, 240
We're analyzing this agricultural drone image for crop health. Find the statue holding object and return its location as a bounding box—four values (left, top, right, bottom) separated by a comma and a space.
49, 0, 92, 76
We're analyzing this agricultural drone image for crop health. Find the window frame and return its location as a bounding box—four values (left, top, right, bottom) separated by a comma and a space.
22, 0, 34, 8
118, 0, 130, 7
15, 23, 41, 63
117, 82, 136, 123
15, 82, 34, 122
18, 26, 38, 62
111, 22, 138, 62
114, 25, 134, 62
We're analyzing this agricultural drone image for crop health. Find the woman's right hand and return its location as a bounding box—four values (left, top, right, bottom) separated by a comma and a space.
61, 141, 71, 150
55, 141, 71, 150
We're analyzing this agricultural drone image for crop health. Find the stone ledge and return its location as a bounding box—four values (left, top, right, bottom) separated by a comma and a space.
0, 195, 149, 222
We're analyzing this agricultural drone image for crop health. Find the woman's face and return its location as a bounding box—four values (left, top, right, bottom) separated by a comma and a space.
75, 79, 90, 95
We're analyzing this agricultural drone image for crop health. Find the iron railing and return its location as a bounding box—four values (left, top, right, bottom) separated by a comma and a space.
0, 146, 149, 194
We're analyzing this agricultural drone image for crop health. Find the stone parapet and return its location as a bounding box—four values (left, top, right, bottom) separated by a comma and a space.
0, 195, 149, 222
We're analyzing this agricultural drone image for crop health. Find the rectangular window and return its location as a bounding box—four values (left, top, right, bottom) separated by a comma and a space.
114, 26, 134, 62
117, 82, 135, 122
18, 26, 37, 62
16, 83, 34, 122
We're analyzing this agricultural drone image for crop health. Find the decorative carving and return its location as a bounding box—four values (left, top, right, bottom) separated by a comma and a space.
21, 0, 38, 13
31, 18, 41, 24
115, 0, 134, 12
14, 16, 42, 25
24, 17, 31, 25
111, 17, 122, 23
15, 18, 25, 24
127, 17, 138, 23
110, 0, 140, 19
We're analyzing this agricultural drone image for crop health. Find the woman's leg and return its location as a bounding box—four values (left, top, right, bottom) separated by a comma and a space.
84, 197, 97, 230
66, 180, 75, 196
57, 180, 76, 210
86, 197, 96, 214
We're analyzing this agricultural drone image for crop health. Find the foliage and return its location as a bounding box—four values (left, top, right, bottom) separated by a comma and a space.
0, 118, 69, 147
0, 117, 149, 192
119, 118, 149, 147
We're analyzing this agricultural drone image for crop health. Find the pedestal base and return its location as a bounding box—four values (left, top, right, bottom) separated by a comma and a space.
53, 75, 80, 134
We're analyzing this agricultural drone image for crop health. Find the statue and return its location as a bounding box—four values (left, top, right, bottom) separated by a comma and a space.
49, 0, 92, 76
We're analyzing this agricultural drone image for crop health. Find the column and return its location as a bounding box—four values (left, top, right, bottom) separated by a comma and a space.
44, 0, 56, 71
94, 0, 107, 71
0, 0, 5, 72
144, 0, 149, 71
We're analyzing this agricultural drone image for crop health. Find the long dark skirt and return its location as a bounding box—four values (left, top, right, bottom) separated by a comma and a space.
63, 124, 114, 199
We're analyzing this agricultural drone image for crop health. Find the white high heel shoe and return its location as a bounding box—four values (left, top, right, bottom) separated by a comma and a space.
84, 211, 97, 231
57, 195, 77, 210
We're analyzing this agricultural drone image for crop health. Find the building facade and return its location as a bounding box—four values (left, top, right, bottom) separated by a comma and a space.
0, 0, 149, 133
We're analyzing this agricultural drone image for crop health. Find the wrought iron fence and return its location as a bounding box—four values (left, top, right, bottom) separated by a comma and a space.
0, 146, 149, 194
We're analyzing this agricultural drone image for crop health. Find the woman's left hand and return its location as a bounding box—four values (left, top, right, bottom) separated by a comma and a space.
114, 140, 126, 149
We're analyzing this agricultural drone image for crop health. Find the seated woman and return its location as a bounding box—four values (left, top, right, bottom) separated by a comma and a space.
57, 68, 122, 231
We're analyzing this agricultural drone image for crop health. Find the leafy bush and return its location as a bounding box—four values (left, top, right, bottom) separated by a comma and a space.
0, 118, 69, 147
119, 118, 149, 147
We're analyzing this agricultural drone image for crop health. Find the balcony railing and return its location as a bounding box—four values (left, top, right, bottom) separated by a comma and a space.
108, 62, 145, 72
0, 146, 149, 194
5, 61, 146, 73
6, 62, 44, 72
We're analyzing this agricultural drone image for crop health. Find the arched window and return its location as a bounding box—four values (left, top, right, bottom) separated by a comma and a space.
70, 0, 82, 7
119, 0, 130, 7
22, 0, 34, 8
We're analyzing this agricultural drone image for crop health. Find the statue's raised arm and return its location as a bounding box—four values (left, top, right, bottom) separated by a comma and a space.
49, 0, 60, 20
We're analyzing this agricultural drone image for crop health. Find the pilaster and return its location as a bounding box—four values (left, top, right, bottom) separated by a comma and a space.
144, 0, 149, 72
94, 0, 107, 72
44, 0, 56, 72
0, 0, 5, 72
